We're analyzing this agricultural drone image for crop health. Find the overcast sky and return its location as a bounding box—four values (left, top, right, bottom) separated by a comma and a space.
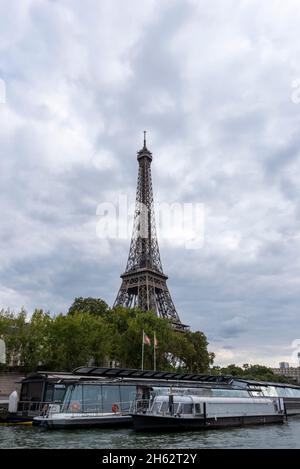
1, 0, 300, 367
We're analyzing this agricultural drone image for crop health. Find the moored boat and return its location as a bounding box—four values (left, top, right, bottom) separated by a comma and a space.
34, 381, 136, 428
131, 394, 286, 432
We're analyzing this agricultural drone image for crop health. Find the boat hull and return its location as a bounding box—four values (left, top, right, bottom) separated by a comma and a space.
34, 414, 132, 429
0, 412, 33, 426
132, 414, 285, 432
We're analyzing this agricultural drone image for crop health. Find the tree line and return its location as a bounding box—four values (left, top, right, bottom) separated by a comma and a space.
0, 297, 214, 373
211, 363, 290, 383
0, 297, 290, 383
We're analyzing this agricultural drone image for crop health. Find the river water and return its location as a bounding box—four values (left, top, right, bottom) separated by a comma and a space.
1, 417, 300, 449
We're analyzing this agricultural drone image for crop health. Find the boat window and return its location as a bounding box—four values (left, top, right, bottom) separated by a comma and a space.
151, 402, 162, 413
182, 403, 193, 414
212, 389, 249, 398
53, 385, 66, 402
44, 384, 54, 402
20, 383, 28, 401
172, 403, 180, 414
160, 402, 169, 413
20, 381, 44, 403
194, 403, 201, 415
102, 385, 121, 413
65, 384, 83, 412
284, 387, 299, 398
82, 385, 102, 413
120, 386, 136, 411
249, 391, 263, 397
263, 386, 278, 397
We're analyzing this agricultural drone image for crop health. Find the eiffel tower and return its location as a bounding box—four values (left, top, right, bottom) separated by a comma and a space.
114, 132, 188, 331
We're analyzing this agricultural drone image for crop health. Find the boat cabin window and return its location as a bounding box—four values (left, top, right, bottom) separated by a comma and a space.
250, 391, 263, 397
102, 385, 121, 413
160, 402, 169, 413
53, 384, 66, 402
82, 385, 102, 412
212, 389, 249, 398
181, 403, 193, 414
43, 384, 66, 403
152, 402, 162, 413
64, 384, 83, 412
194, 403, 202, 415
20, 381, 44, 402
120, 386, 136, 411
44, 384, 54, 402
63, 384, 138, 414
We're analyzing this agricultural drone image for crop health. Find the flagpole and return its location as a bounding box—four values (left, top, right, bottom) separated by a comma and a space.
154, 332, 156, 371
141, 330, 144, 371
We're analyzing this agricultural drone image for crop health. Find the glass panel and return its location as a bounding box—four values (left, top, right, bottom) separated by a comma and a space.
53, 385, 66, 402
262, 386, 278, 397
250, 391, 263, 397
212, 389, 249, 398
66, 385, 83, 412
102, 385, 121, 413
182, 404, 193, 414
20, 383, 28, 401
173, 403, 180, 414
160, 402, 169, 413
82, 385, 102, 413
120, 386, 136, 411
152, 402, 161, 413
26, 382, 44, 402
194, 403, 202, 414
44, 384, 54, 402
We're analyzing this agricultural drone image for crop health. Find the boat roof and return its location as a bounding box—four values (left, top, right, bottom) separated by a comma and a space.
20, 368, 300, 391
233, 378, 300, 390
73, 366, 300, 389
73, 367, 233, 384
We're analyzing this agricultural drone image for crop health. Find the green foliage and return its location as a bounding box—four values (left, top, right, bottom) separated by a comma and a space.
211, 363, 291, 383
68, 297, 109, 317
0, 299, 213, 373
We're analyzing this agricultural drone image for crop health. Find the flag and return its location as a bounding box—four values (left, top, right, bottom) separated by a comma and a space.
143, 332, 151, 346
154, 333, 158, 348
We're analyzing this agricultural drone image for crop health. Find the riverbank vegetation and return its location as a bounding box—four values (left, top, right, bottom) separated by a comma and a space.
211, 363, 290, 383
0, 299, 292, 383
0, 297, 214, 373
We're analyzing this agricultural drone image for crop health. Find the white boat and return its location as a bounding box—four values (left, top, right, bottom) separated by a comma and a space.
33, 381, 135, 428
131, 394, 286, 432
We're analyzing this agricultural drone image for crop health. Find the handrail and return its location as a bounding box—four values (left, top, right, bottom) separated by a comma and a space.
17, 401, 57, 414
59, 400, 134, 415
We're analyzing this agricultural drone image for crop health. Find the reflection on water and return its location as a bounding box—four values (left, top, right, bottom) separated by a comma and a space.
1, 418, 300, 449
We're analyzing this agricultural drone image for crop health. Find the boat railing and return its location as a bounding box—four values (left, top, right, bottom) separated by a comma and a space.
131, 399, 151, 414
17, 400, 58, 415
57, 400, 134, 415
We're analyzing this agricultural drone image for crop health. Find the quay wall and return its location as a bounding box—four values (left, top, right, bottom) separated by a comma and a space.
0, 371, 25, 398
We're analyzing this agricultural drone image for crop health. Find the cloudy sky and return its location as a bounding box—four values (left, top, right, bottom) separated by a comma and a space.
1, 0, 300, 367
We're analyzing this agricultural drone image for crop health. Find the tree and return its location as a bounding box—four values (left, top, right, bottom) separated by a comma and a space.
20, 309, 52, 371
46, 312, 110, 371
68, 297, 109, 317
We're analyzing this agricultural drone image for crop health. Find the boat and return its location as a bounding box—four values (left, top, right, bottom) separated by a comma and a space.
4, 365, 300, 426
0, 372, 74, 425
131, 394, 287, 432
34, 381, 136, 428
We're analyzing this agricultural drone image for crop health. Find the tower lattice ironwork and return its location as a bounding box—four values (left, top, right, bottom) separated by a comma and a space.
114, 133, 188, 331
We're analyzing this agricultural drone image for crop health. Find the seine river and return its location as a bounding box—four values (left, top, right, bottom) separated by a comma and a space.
1, 417, 300, 449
